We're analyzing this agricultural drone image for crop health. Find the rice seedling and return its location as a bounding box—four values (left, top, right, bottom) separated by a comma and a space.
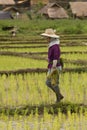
61, 46, 87, 52
0, 109, 86, 130
0, 72, 86, 107
0, 56, 47, 70
62, 53, 87, 60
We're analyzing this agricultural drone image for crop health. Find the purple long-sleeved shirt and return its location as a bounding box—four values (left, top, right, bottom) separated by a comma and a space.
48, 44, 61, 69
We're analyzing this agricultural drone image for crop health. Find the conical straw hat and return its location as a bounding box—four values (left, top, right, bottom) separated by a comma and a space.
41, 28, 59, 38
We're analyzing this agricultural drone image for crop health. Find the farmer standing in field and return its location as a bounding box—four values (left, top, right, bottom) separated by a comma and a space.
41, 28, 64, 103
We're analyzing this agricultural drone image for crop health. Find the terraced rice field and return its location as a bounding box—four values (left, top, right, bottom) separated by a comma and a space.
0, 34, 87, 130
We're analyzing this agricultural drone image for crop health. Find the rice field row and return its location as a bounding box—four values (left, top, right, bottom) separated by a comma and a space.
0, 72, 86, 107
0, 44, 86, 48
0, 109, 87, 130
0, 109, 86, 130
0, 46, 87, 53
0, 55, 86, 71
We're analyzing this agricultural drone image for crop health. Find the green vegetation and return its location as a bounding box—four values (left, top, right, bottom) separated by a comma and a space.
0, 72, 86, 107
0, 19, 87, 130
0, 56, 47, 70
0, 109, 86, 130
0, 19, 87, 35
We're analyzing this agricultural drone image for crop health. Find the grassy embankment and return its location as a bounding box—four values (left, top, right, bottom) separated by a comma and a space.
0, 19, 87, 35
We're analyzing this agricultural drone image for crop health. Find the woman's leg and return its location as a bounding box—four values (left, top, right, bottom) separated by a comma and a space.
52, 74, 64, 102
46, 75, 63, 102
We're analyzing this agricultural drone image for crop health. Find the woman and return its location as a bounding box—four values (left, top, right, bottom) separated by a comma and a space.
41, 28, 64, 103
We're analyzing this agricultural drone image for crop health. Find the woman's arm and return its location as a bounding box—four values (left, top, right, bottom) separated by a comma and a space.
52, 60, 58, 69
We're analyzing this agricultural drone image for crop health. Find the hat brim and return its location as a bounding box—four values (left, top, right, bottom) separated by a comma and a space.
41, 33, 59, 38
